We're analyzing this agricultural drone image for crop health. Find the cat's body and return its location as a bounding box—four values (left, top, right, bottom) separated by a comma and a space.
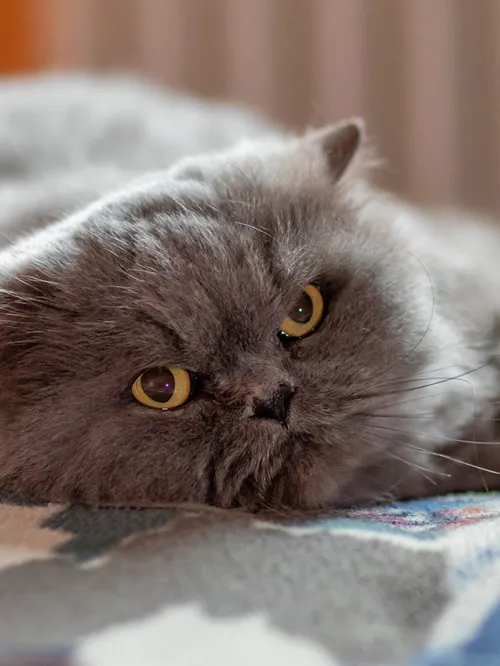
0, 74, 279, 245
1, 74, 500, 510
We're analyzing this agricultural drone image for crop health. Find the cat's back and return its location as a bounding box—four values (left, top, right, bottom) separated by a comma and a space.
0, 74, 279, 245
390, 200, 500, 336
414, 206, 500, 288
0, 74, 278, 179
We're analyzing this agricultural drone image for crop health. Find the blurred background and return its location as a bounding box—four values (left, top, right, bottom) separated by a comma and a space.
0, 0, 499, 214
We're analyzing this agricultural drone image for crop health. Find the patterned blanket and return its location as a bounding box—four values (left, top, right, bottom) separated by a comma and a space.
1, 493, 500, 666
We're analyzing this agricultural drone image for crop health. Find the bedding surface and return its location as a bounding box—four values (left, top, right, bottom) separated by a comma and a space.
1, 492, 500, 666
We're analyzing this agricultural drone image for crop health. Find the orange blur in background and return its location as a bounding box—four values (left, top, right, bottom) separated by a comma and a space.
0, 0, 38, 74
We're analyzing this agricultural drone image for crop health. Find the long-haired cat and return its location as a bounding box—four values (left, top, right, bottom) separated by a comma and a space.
1, 75, 500, 511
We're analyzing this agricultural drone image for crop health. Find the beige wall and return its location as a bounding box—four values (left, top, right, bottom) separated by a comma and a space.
32, 0, 500, 214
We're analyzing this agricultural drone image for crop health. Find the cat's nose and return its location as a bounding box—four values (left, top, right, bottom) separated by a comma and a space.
252, 384, 295, 425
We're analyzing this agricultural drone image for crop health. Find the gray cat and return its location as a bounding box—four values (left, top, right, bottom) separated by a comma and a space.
1, 75, 500, 511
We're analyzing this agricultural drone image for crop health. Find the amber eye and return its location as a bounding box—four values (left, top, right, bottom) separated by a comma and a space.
132, 367, 192, 409
279, 284, 324, 338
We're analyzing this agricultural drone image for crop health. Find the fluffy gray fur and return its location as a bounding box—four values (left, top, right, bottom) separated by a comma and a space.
0, 74, 499, 511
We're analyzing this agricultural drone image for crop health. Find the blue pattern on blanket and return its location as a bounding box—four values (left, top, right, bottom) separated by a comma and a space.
305, 492, 500, 538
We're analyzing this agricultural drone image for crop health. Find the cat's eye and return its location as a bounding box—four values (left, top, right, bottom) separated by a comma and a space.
132, 366, 192, 409
279, 284, 324, 339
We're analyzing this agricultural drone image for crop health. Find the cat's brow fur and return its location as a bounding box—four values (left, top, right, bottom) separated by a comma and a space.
1, 75, 500, 511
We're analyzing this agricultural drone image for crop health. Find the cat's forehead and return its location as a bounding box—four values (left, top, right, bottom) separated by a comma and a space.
78, 155, 391, 323
94, 171, 337, 282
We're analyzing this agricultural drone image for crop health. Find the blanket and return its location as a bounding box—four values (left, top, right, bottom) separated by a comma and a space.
1, 492, 500, 666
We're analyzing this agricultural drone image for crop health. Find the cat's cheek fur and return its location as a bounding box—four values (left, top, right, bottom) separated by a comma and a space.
0, 400, 213, 505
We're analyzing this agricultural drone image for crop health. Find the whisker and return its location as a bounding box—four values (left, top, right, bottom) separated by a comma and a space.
404, 443, 500, 476
407, 357, 500, 393
360, 364, 473, 394
357, 391, 451, 413
367, 430, 452, 479
359, 412, 437, 419
349, 365, 499, 403
233, 220, 274, 239
365, 422, 500, 447
385, 451, 439, 485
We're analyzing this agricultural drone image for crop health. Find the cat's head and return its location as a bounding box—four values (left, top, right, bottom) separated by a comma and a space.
0, 121, 441, 510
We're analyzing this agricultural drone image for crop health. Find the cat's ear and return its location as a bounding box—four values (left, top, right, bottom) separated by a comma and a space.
304, 119, 365, 182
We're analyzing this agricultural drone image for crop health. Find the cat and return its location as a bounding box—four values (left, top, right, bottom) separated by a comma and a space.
1, 74, 500, 512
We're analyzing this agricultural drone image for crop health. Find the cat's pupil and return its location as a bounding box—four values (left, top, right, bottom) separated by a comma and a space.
289, 292, 313, 324
141, 367, 175, 402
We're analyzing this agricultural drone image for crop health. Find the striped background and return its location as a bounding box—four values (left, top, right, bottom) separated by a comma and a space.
1, 0, 500, 214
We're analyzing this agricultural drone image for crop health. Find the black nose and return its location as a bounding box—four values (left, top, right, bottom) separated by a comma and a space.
253, 384, 295, 424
